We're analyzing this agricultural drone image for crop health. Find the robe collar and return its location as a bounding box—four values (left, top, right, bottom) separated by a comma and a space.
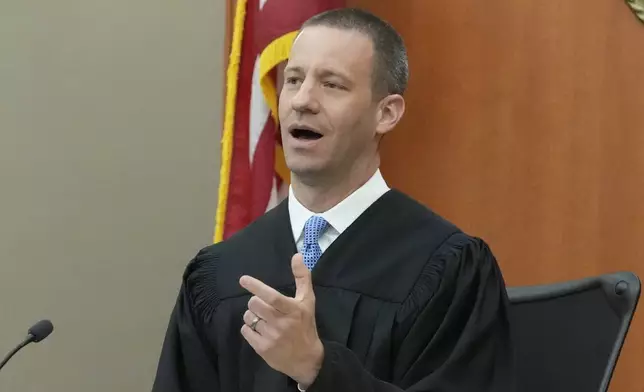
287, 169, 390, 245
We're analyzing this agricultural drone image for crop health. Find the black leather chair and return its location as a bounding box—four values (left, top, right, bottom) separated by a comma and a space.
507, 271, 640, 392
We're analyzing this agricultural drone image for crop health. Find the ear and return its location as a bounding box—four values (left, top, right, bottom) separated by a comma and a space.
375, 94, 405, 136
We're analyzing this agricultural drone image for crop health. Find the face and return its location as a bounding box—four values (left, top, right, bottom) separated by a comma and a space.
278, 26, 404, 184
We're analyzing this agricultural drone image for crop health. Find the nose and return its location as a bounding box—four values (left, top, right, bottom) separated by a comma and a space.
290, 80, 320, 114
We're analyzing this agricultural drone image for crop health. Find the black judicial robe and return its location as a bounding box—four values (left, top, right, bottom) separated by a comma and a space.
152, 190, 516, 392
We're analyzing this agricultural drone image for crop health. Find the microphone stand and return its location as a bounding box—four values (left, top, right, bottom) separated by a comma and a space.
0, 335, 34, 372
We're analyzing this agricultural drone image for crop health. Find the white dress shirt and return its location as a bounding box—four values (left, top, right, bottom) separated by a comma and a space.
288, 169, 390, 254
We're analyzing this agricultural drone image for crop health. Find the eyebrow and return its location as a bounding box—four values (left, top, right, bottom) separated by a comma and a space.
283, 65, 304, 74
284, 66, 352, 84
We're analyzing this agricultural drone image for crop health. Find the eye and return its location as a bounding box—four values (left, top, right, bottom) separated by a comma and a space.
286, 77, 302, 85
323, 81, 341, 89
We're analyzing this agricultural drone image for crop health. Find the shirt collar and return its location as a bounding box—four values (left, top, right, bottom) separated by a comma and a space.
288, 169, 390, 243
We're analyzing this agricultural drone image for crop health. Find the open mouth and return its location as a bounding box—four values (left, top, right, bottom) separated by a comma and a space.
290, 128, 323, 140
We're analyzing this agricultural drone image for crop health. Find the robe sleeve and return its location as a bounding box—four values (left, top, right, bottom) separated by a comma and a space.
306, 234, 516, 392
152, 251, 221, 392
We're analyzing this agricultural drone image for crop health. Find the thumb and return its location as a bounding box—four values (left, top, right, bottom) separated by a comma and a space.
291, 253, 313, 301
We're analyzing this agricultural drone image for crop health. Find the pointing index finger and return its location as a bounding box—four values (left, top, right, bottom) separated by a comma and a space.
239, 275, 293, 314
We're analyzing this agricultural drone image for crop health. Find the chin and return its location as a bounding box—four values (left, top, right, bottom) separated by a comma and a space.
286, 160, 328, 181
288, 164, 323, 177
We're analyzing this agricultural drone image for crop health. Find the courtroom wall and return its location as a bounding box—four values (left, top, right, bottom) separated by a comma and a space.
0, 1, 224, 390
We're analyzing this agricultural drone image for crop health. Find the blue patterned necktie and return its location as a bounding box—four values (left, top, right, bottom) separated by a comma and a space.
302, 215, 328, 270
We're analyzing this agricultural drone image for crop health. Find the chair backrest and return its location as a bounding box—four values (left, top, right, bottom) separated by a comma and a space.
507, 271, 640, 392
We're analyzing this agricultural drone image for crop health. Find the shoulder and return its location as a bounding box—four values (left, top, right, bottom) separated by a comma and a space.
412, 231, 503, 298
396, 230, 506, 330
386, 189, 495, 263
181, 202, 290, 321
383, 190, 461, 234
389, 190, 503, 305
433, 231, 501, 277
354, 190, 495, 301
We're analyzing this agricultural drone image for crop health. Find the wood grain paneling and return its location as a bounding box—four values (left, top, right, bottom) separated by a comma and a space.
347, 1, 644, 390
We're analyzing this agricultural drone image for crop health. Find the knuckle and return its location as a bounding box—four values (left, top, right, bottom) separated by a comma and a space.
243, 310, 254, 325
266, 295, 278, 306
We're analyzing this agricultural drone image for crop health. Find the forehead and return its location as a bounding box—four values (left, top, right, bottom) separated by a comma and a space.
287, 26, 374, 78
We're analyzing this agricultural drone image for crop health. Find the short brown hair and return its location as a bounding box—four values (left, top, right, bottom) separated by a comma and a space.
301, 8, 409, 97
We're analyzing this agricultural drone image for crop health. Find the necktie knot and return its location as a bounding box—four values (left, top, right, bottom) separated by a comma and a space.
302, 216, 328, 270
303, 215, 328, 246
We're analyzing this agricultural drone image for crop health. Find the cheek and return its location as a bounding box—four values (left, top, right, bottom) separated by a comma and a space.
329, 107, 373, 139
327, 104, 361, 130
278, 92, 291, 117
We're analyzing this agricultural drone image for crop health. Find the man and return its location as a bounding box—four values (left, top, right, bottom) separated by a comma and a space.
152, 8, 515, 392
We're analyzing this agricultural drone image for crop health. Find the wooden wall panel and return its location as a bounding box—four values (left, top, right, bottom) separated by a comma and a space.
347, 0, 644, 390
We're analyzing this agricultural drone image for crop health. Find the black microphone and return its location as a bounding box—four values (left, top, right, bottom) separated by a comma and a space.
0, 320, 54, 372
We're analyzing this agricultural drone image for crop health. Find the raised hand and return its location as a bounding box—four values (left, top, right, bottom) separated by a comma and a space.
239, 253, 324, 388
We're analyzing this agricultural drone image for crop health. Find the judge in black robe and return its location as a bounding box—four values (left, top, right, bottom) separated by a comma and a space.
151, 189, 515, 391
152, 7, 515, 392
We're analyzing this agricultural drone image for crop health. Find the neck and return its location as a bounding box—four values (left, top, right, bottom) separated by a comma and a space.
291, 159, 380, 213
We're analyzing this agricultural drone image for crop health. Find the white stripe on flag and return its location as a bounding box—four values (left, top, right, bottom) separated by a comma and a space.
249, 55, 271, 164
